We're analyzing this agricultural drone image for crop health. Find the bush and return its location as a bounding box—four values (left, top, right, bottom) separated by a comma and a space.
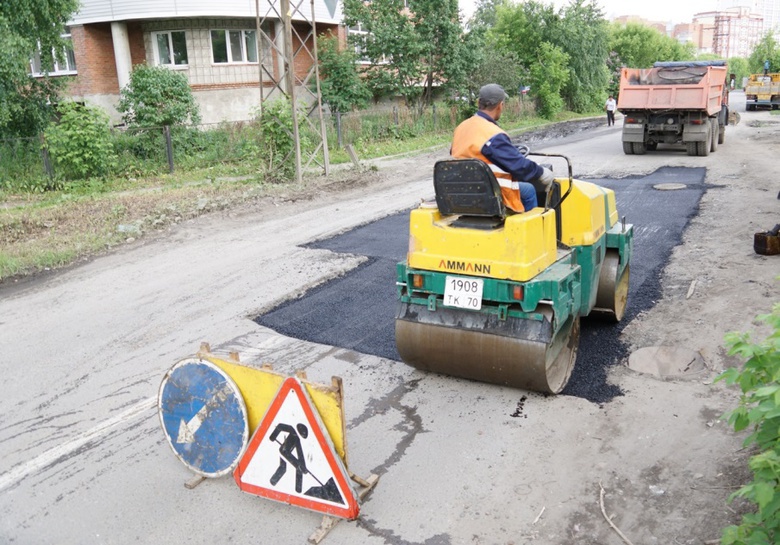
45, 102, 116, 181
717, 302, 780, 545
255, 98, 308, 181
119, 64, 200, 127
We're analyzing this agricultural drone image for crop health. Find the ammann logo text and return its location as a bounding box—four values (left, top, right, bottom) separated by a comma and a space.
438, 260, 491, 274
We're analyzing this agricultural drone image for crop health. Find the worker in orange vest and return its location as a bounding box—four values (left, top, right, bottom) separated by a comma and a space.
451, 84, 554, 212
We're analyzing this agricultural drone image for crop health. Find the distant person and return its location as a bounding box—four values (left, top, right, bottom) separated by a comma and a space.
605, 95, 617, 126
764, 59, 770, 75
451, 83, 554, 213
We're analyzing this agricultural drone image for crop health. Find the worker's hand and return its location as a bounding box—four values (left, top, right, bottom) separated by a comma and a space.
538, 167, 555, 189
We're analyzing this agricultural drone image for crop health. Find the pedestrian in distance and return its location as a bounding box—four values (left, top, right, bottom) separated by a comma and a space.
451, 83, 554, 213
605, 95, 616, 127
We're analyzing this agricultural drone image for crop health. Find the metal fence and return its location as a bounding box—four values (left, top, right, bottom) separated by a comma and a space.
0, 97, 536, 191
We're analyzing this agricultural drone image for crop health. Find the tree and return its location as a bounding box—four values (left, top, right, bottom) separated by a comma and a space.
529, 42, 570, 119
0, 0, 79, 138
557, 0, 610, 112
609, 23, 695, 69
490, 0, 610, 113
118, 64, 200, 127
748, 32, 780, 74
317, 31, 371, 113
342, 0, 471, 113
727, 57, 750, 87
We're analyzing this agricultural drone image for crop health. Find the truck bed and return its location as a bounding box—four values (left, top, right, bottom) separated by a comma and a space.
617, 63, 727, 116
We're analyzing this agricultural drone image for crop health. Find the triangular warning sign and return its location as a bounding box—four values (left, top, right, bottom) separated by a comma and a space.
234, 377, 359, 519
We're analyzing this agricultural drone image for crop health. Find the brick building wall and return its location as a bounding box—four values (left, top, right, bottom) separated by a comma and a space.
67, 23, 146, 97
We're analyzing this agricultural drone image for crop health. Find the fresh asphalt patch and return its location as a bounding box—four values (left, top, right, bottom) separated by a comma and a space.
254, 167, 708, 404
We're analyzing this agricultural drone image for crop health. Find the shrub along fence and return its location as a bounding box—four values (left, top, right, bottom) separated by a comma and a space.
0, 97, 536, 192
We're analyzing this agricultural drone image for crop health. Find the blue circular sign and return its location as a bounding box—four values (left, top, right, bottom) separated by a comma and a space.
158, 358, 249, 478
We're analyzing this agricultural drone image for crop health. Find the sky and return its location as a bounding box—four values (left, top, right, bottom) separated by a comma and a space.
458, 0, 724, 25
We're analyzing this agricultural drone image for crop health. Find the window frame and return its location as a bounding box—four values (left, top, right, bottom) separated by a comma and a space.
209, 29, 258, 65
151, 30, 189, 68
30, 27, 77, 77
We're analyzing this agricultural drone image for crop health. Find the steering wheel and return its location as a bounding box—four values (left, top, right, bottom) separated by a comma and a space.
516, 144, 530, 157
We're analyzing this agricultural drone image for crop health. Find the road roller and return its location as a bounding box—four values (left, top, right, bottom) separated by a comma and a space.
394, 152, 633, 393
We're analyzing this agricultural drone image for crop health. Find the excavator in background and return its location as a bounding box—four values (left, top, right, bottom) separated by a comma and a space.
394, 152, 633, 394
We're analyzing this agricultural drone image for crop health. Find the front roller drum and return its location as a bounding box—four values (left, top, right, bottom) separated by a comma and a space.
395, 305, 579, 394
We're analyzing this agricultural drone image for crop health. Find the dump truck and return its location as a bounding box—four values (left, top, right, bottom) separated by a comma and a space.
618, 60, 729, 156
745, 73, 780, 110
394, 153, 633, 394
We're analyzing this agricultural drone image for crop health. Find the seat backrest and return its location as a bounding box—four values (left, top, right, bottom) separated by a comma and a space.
433, 159, 505, 218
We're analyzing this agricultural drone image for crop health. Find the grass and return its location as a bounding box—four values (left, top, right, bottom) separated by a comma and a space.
0, 109, 598, 283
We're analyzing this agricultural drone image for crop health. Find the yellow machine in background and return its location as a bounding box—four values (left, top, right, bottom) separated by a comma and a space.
745, 73, 780, 110
395, 155, 633, 394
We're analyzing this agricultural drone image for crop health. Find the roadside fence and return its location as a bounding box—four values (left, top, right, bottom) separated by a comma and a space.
0, 97, 536, 191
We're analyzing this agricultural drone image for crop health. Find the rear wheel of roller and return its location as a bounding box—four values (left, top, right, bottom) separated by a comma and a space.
595, 250, 629, 322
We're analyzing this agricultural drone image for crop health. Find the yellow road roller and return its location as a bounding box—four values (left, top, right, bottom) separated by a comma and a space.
395, 154, 633, 393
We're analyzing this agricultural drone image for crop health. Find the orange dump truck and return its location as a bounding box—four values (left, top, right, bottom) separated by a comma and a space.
617, 61, 729, 156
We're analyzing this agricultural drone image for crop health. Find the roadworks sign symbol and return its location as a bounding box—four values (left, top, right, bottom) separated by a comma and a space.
234, 377, 359, 519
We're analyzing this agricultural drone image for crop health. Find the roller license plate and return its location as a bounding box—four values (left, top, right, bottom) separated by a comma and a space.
443, 276, 483, 310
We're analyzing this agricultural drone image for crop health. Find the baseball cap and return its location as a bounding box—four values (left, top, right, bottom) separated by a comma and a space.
478, 84, 508, 107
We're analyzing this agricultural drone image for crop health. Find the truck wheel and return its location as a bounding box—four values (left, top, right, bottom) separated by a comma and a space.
686, 142, 698, 156
710, 119, 718, 152
632, 142, 646, 155
718, 125, 725, 144
622, 142, 634, 155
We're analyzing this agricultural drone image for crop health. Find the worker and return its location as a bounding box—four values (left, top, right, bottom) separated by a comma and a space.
605, 95, 617, 126
451, 83, 554, 213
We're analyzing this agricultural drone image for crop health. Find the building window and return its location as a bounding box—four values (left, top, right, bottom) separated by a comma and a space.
347, 23, 387, 64
152, 31, 189, 67
210, 30, 258, 64
30, 27, 77, 76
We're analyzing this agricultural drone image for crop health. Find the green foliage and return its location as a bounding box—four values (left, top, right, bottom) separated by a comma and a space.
118, 64, 200, 128
727, 57, 750, 86
748, 33, 780, 74
557, 0, 610, 113
489, 0, 607, 114
529, 43, 570, 119
45, 102, 117, 181
717, 303, 780, 545
609, 23, 696, 69
0, 0, 79, 138
317, 31, 371, 113
255, 98, 299, 181
343, 0, 470, 112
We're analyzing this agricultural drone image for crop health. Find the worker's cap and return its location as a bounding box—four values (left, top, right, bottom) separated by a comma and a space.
478, 84, 508, 108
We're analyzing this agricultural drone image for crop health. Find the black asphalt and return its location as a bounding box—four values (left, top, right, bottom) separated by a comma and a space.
255, 167, 708, 403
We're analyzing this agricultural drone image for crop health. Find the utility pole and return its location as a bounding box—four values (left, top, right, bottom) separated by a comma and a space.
254, 0, 330, 182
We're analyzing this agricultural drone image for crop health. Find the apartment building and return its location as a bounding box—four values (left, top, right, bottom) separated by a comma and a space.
694, 7, 763, 58
44, 0, 343, 124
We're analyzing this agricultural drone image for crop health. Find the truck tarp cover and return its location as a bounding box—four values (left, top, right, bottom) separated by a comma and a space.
653, 61, 727, 68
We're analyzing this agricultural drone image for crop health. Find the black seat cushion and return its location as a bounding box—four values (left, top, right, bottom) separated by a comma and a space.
433, 159, 505, 219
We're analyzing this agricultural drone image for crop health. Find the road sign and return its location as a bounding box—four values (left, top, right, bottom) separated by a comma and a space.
158, 358, 249, 478
234, 377, 359, 520
204, 352, 348, 463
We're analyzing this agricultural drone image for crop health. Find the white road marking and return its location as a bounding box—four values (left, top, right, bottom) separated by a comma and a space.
0, 397, 157, 493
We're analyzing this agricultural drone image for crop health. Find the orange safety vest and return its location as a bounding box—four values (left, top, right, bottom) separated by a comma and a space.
451, 114, 524, 213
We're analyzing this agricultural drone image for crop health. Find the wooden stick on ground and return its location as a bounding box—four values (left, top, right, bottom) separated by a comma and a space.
599, 482, 635, 545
